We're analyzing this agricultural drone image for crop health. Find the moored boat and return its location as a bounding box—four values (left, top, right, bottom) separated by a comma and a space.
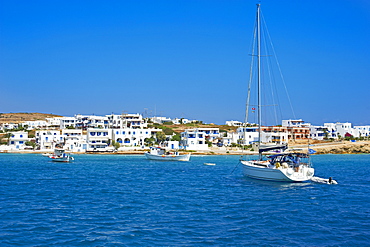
49, 148, 74, 163
145, 147, 191, 161
241, 147, 314, 182
240, 4, 314, 182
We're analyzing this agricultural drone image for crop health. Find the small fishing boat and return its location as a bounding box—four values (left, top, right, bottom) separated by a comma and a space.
145, 147, 191, 161
204, 163, 216, 166
49, 148, 74, 163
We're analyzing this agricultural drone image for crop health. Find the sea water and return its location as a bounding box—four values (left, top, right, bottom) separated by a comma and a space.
0, 153, 369, 246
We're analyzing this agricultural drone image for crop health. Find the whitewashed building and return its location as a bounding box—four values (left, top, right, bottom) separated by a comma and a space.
8, 131, 30, 150
112, 128, 161, 147
354, 126, 370, 138
62, 129, 87, 152
36, 130, 64, 150
1, 123, 18, 130
60, 117, 77, 129
150, 116, 172, 124
172, 118, 191, 125
22, 120, 49, 130
46, 117, 62, 128
335, 122, 359, 138
282, 119, 310, 128
226, 120, 243, 127
221, 131, 239, 146
237, 127, 259, 145
86, 128, 113, 152
180, 128, 220, 150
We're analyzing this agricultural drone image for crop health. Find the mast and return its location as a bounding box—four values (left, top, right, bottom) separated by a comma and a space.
256, 4, 262, 159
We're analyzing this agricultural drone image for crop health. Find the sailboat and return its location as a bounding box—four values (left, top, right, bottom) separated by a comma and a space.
240, 4, 314, 182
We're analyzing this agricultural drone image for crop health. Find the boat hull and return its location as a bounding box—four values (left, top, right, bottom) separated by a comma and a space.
49, 156, 74, 163
241, 160, 314, 182
145, 152, 191, 161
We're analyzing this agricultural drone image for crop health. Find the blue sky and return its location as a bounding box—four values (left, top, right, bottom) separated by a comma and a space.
1, 0, 369, 125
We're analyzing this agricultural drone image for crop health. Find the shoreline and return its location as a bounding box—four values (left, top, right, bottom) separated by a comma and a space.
1, 140, 370, 155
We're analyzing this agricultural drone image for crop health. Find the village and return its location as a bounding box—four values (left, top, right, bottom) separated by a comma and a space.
0, 112, 369, 154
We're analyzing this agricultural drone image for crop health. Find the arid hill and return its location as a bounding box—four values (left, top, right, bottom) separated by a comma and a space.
0, 113, 63, 124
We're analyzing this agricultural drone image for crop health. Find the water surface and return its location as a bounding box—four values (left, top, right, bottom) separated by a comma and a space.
1, 154, 369, 246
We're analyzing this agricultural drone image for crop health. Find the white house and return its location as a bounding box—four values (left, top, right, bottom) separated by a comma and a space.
1, 123, 18, 130
150, 116, 172, 124
172, 118, 191, 125
113, 128, 159, 147
62, 129, 87, 152
36, 130, 64, 150
60, 117, 77, 129
226, 120, 243, 127
8, 131, 30, 150
310, 125, 337, 140
86, 128, 113, 152
354, 126, 370, 138
22, 120, 49, 130
282, 119, 310, 128
237, 127, 259, 145
221, 131, 239, 146
74, 115, 109, 129
180, 128, 220, 150
335, 122, 360, 138
46, 117, 63, 128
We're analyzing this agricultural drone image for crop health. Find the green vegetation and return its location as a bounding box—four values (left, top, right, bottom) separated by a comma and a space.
171, 134, 181, 142
155, 132, 167, 144
25, 141, 37, 150
111, 140, 121, 150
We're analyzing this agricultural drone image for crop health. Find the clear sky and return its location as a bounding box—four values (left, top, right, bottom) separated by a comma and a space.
1, 0, 369, 125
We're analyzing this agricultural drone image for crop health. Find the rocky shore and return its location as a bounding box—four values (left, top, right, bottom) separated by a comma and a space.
308, 141, 370, 154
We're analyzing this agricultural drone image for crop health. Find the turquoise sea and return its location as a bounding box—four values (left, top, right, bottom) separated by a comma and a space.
1, 153, 369, 246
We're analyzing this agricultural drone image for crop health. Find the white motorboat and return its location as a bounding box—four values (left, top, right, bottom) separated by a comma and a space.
49, 148, 74, 163
240, 4, 314, 182
145, 147, 191, 161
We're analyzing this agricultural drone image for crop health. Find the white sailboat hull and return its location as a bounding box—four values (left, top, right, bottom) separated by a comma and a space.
145, 152, 191, 161
241, 160, 314, 182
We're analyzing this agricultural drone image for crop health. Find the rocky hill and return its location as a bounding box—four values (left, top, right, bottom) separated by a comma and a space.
0, 113, 63, 124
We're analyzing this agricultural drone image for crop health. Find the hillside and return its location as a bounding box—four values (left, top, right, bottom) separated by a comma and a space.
150, 123, 238, 135
0, 113, 63, 124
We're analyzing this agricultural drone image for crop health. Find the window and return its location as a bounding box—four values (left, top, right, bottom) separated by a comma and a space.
90, 132, 96, 136
122, 131, 125, 135
19, 141, 24, 144
20, 135, 23, 138
97, 132, 101, 136
103, 132, 108, 136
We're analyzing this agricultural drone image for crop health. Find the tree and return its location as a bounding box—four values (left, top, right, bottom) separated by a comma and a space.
25, 141, 37, 150
144, 137, 155, 146
171, 134, 181, 142
155, 131, 167, 144
111, 140, 121, 150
